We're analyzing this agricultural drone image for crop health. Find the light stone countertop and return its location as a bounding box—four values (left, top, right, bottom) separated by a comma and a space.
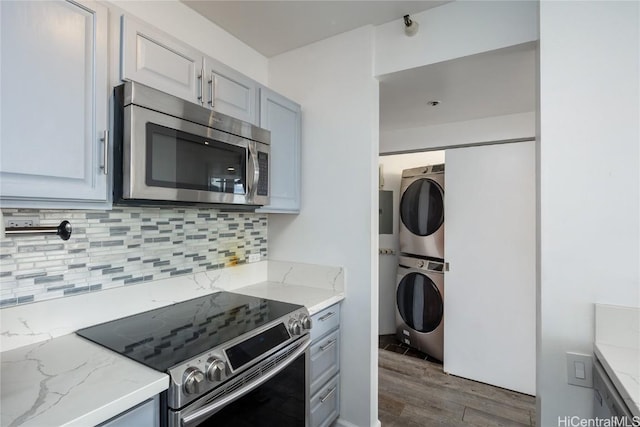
1, 260, 345, 427
594, 304, 640, 417
0, 334, 168, 427
234, 281, 344, 315
594, 343, 640, 417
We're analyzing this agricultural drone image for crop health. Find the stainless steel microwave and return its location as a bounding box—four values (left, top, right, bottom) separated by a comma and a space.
113, 81, 270, 208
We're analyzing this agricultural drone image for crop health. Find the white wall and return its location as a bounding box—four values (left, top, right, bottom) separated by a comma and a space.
380, 112, 535, 154
375, 1, 538, 77
107, 1, 268, 85
538, 1, 640, 425
267, 27, 380, 427
378, 151, 445, 335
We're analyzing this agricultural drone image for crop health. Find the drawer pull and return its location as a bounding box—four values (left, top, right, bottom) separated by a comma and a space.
318, 312, 336, 322
320, 339, 336, 352
320, 386, 337, 403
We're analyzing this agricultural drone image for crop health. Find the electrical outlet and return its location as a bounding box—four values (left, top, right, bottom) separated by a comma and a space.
5, 217, 40, 228
248, 253, 261, 263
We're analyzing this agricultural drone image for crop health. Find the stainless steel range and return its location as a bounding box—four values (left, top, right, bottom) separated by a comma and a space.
77, 292, 311, 427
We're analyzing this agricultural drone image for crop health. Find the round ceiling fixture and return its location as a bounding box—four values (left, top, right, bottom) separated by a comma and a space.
404, 15, 419, 37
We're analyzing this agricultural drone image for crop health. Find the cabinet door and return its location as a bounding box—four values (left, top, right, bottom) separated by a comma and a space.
121, 15, 203, 104
0, 0, 108, 206
204, 57, 257, 124
256, 88, 301, 213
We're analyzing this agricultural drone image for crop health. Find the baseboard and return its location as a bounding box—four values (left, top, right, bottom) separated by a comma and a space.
334, 418, 381, 427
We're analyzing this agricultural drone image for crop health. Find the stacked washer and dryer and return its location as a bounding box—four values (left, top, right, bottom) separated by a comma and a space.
396, 164, 446, 362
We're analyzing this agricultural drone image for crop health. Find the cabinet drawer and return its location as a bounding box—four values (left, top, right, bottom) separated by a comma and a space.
310, 374, 340, 427
310, 329, 339, 396
99, 397, 159, 427
311, 304, 340, 341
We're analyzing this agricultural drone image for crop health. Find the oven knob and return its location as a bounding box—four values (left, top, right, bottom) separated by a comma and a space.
206, 358, 226, 382
299, 314, 312, 330
183, 367, 205, 395
288, 318, 302, 336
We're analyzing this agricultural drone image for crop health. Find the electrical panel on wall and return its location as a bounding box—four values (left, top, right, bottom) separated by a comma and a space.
379, 190, 393, 234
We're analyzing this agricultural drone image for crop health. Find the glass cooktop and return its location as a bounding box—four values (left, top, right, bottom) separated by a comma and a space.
76, 292, 303, 372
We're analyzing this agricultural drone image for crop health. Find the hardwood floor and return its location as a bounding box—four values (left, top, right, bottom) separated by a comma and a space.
378, 349, 536, 427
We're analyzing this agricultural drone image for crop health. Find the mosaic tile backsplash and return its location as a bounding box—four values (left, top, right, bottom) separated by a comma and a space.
0, 207, 267, 308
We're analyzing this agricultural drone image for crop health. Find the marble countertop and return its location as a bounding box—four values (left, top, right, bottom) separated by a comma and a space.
0, 334, 168, 427
234, 281, 344, 315
594, 343, 639, 417
1, 261, 345, 427
594, 304, 640, 417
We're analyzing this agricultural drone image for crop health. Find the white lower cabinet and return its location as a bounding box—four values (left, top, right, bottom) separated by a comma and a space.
311, 374, 340, 427
309, 304, 341, 427
98, 396, 159, 427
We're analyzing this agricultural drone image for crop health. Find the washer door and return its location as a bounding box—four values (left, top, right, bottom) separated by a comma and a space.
396, 272, 443, 333
400, 178, 444, 237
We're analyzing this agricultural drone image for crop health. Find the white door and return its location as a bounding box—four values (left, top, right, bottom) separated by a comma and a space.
444, 141, 536, 395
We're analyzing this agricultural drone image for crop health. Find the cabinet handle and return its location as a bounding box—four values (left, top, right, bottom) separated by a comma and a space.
318, 312, 335, 322
101, 130, 109, 175
197, 70, 204, 103
208, 72, 216, 107
320, 386, 336, 403
320, 339, 336, 352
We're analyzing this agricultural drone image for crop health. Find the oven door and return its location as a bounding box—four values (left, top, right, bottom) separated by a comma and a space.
169, 337, 310, 427
123, 104, 266, 206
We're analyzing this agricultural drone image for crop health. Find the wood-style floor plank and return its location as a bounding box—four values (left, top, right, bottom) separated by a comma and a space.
378, 349, 536, 427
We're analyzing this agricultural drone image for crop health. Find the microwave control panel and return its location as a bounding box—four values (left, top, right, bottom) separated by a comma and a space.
257, 152, 269, 196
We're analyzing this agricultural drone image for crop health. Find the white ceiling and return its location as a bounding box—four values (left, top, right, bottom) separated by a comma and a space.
181, 1, 536, 133
379, 42, 537, 131
181, 0, 448, 57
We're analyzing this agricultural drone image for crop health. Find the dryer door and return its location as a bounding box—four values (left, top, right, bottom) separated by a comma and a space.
400, 178, 444, 237
396, 272, 443, 333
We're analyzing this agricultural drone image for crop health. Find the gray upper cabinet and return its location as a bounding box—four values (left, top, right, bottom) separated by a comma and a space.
0, 0, 109, 208
120, 15, 203, 103
120, 16, 257, 124
256, 88, 301, 213
203, 58, 257, 124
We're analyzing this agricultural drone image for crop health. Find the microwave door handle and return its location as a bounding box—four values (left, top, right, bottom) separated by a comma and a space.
248, 144, 259, 200
208, 72, 216, 107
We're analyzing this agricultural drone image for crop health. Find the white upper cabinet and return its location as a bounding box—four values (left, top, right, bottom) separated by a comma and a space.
256, 88, 301, 213
120, 16, 203, 103
0, 0, 109, 208
203, 58, 257, 124
120, 16, 257, 124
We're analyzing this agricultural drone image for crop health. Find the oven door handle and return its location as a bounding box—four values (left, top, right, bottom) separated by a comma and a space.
181, 338, 310, 427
